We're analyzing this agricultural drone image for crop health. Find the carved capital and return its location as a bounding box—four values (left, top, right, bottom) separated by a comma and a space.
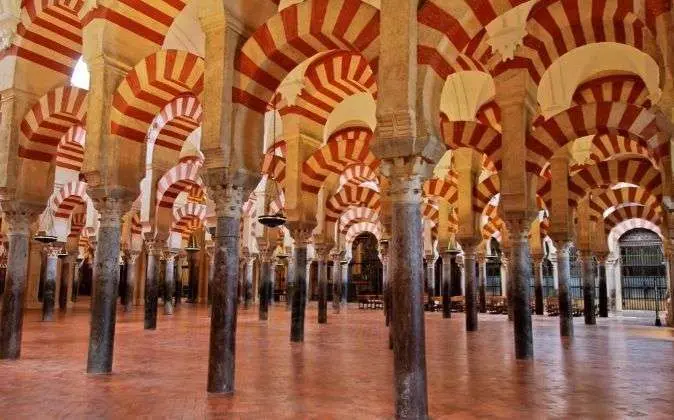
204, 168, 253, 219
125, 250, 141, 265
287, 221, 313, 245
1, 201, 42, 235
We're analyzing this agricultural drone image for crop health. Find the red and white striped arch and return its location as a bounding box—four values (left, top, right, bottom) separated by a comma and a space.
19, 85, 87, 163
81, 0, 187, 48
439, 116, 502, 170
69, 212, 86, 238
301, 127, 377, 194
567, 158, 662, 206
527, 102, 660, 175
604, 204, 661, 231
572, 75, 652, 108
588, 185, 661, 220
482, 216, 505, 241
51, 180, 88, 219
325, 185, 380, 222
609, 218, 662, 241
339, 206, 379, 234
585, 133, 657, 168
344, 221, 381, 246
153, 94, 203, 152
11, 0, 84, 76
233, 0, 380, 113
421, 199, 439, 226
55, 125, 86, 171
282, 50, 377, 125
171, 203, 208, 236
156, 162, 204, 209
339, 163, 378, 188
130, 211, 142, 236
492, 0, 655, 82
474, 174, 500, 215
261, 154, 287, 184
111, 50, 204, 144
423, 177, 458, 204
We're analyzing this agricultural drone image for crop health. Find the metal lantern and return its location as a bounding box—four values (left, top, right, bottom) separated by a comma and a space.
258, 174, 287, 228
185, 233, 200, 253
57, 248, 69, 259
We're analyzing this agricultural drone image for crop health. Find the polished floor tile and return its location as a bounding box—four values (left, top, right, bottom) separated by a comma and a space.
1, 301, 673, 419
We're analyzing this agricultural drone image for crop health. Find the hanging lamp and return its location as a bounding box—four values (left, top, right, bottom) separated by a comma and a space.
185, 233, 200, 253
258, 104, 287, 228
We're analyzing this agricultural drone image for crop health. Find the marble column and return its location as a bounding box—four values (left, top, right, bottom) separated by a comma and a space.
305, 259, 312, 304
505, 218, 534, 360
316, 247, 329, 324
463, 243, 479, 331
41, 244, 60, 322
0, 256, 6, 298
425, 254, 435, 306
502, 253, 513, 321
0, 206, 37, 359
597, 256, 609, 318
258, 249, 274, 321
124, 251, 139, 312
554, 241, 574, 336
71, 258, 82, 303
380, 242, 390, 324
86, 197, 127, 374
187, 249, 200, 303
340, 259, 349, 305
144, 242, 161, 330
163, 250, 178, 315
389, 175, 428, 417
580, 250, 596, 325
289, 227, 310, 342
478, 253, 487, 313
532, 254, 544, 315
331, 253, 342, 313
174, 254, 182, 309
243, 256, 255, 310
59, 251, 76, 312
441, 251, 453, 318
206, 183, 244, 394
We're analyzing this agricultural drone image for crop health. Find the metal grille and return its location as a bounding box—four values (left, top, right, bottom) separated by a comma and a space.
485, 261, 501, 296
569, 247, 583, 299
620, 241, 666, 311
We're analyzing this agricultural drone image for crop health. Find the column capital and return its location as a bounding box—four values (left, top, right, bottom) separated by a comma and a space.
162, 248, 180, 262
144, 240, 163, 257
503, 211, 537, 240
125, 250, 141, 265
531, 252, 544, 265
203, 168, 257, 218
287, 221, 314, 245
312, 240, 332, 262
45, 243, 63, 258
1, 201, 42, 235
88, 188, 133, 228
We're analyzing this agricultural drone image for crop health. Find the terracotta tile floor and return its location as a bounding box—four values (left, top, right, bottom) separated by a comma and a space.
1, 301, 674, 419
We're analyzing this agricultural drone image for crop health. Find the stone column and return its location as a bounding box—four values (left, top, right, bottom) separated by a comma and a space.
424, 253, 436, 306
553, 240, 574, 336
579, 250, 596, 325
258, 247, 274, 321
0, 255, 7, 299
59, 250, 76, 312
315, 245, 329, 324
597, 254, 609, 318
0, 205, 38, 359
331, 252, 342, 313
380, 241, 390, 323
462, 242, 479, 331
41, 244, 60, 321
86, 196, 128, 374
340, 259, 349, 305
441, 251, 454, 318
504, 217, 534, 360
289, 226, 311, 342
532, 253, 544, 315
72, 257, 82, 303
163, 250, 178, 315
187, 248, 200, 303
144, 242, 161, 329
477, 253, 487, 313
174, 254, 183, 309
305, 259, 312, 304
243, 255, 255, 310
388, 172, 429, 418
502, 251, 514, 321
206, 180, 245, 394
123, 251, 139, 312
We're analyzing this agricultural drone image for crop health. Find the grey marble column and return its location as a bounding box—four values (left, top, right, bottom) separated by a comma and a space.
331, 254, 342, 313
532, 254, 544, 315
0, 207, 37, 360
289, 229, 309, 342
316, 248, 329, 324
206, 185, 243, 394
478, 254, 487, 313
163, 250, 178, 315
187, 249, 200, 303
243, 256, 255, 310
597, 257, 608, 318
580, 250, 596, 325
174, 254, 182, 309
144, 243, 161, 330
71, 258, 82, 303
441, 251, 453, 318
380, 242, 390, 324
463, 244, 478, 331
259, 251, 274, 321
86, 197, 127, 374
389, 176, 428, 418
503, 252, 514, 321
554, 241, 574, 336
506, 218, 533, 360
340, 260, 349, 305
41, 245, 60, 321
425, 254, 435, 306
305, 259, 312, 304
124, 251, 139, 312
59, 251, 75, 312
